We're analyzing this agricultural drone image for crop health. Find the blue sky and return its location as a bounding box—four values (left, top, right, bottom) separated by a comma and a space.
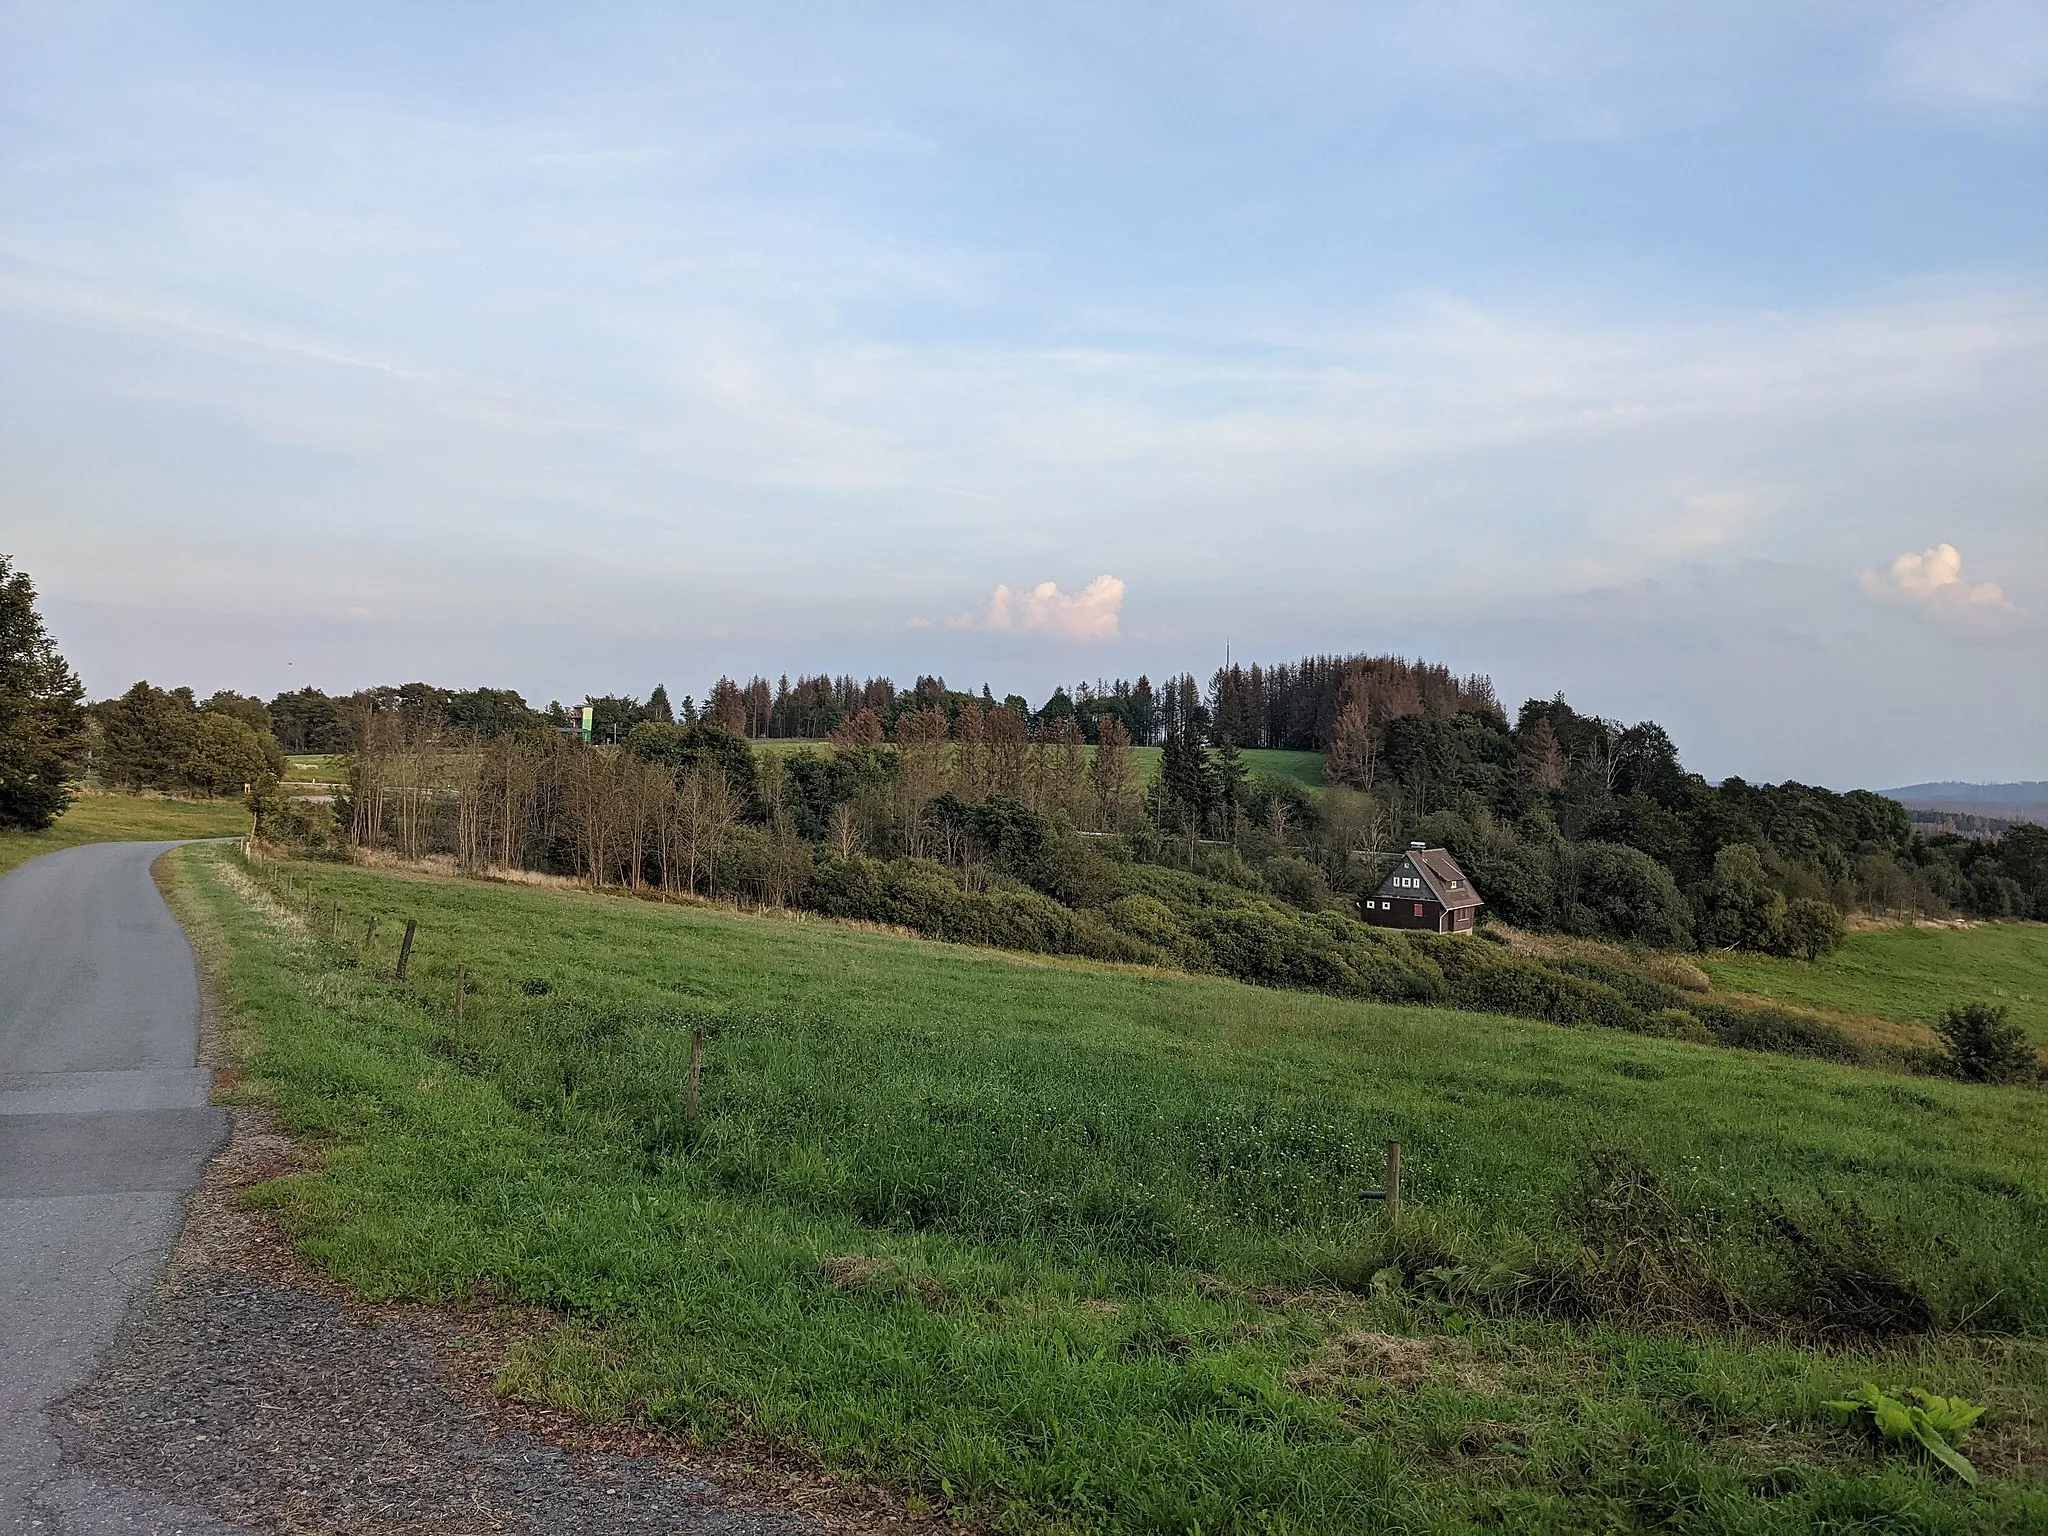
2, 1, 2043, 784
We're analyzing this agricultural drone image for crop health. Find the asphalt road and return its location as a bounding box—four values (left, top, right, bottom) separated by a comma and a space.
0, 841, 239, 1534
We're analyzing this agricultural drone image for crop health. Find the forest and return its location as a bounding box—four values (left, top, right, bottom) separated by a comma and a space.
40, 652, 2046, 956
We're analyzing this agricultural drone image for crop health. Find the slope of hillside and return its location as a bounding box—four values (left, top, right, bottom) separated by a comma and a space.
1703, 922, 2048, 1045
167, 845, 2048, 1533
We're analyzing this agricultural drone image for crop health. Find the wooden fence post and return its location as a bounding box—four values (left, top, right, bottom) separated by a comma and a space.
454, 966, 465, 1027
686, 1027, 704, 1130
364, 916, 378, 951
1386, 1141, 1402, 1227
395, 919, 418, 979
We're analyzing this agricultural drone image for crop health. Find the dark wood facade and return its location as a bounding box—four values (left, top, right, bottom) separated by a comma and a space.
1361, 845, 1482, 935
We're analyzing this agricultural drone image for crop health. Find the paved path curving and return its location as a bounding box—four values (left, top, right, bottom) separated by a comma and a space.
0, 841, 239, 1535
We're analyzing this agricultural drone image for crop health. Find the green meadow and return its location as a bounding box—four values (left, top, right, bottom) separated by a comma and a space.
283, 752, 347, 783
757, 739, 1330, 793
0, 791, 247, 881
167, 845, 2047, 1533
1703, 924, 2048, 1045
1127, 744, 1325, 792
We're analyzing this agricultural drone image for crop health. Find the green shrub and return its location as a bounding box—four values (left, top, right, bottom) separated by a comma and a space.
1643, 1007, 1711, 1042
1566, 841, 1694, 948
255, 787, 349, 860
1101, 892, 1185, 947
807, 849, 1874, 1071
802, 853, 1153, 966
1188, 904, 1363, 994
1021, 828, 1122, 909
1442, 957, 1642, 1032
1933, 1002, 2039, 1085
1784, 897, 1848, 962
1694, 1003, 1858, 1062
1262, 853, 1333, 911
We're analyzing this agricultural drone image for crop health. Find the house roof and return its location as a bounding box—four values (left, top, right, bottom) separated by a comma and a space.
1405, 847, 1483, 909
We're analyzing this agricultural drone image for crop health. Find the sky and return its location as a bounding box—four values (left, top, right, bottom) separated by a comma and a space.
2, 1, 2044, 786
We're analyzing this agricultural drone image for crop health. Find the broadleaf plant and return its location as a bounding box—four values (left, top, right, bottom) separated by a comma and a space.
1825, 1383, 1985, 1485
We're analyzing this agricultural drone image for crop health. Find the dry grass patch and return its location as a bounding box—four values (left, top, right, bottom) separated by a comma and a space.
1289, 1331, 1503, 1395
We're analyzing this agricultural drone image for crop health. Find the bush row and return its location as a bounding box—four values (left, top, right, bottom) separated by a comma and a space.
794, 847, 1869, 1066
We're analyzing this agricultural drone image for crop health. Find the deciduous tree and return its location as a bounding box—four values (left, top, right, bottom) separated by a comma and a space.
1089, 715, 1138, 830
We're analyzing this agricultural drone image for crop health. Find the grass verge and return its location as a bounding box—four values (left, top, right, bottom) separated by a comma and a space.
167, 846, 2048, 1533
0, 791, 247, 881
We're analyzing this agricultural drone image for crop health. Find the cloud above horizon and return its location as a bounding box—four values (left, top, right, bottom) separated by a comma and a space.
1859, 544, 2017, 620
0, 3, 2043, 784
916, 576, 1126, 641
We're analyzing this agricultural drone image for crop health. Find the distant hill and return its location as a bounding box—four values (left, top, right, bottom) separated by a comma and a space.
1880, 781, 2048, 830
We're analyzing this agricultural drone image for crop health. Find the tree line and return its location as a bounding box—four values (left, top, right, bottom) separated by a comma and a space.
293, 666, 2048, 955
2, 550, 2039, 951
318, 699, 1148, 898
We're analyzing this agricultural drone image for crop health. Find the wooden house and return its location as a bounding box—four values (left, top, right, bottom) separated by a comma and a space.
1362, 842, 1482, 934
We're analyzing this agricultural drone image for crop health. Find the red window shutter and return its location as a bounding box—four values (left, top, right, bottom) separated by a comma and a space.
1413, 903, 1423, 917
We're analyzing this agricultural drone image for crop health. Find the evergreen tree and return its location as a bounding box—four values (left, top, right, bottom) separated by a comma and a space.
1215, 739, 1248, 839
1159, 719, 1214, 834
1128, 675, 1158, 744
100, 682, 197, 791
267, 687, 347, 751
0, 555, 85, 830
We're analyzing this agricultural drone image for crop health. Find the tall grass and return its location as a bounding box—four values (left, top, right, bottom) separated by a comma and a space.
174, 847, 2048, 1534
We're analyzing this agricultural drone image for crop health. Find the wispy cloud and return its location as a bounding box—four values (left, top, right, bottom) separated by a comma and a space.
1876, 0, 2048, 113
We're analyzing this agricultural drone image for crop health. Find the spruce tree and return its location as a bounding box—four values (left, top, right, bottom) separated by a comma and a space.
0, 555, 86, 830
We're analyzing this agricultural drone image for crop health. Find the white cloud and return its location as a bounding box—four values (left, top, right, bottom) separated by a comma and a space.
1859, 544, 2016, 618
976, 575, 1126, 641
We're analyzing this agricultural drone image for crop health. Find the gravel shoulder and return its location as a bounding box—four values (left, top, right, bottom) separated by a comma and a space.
52, 852, 955, 1536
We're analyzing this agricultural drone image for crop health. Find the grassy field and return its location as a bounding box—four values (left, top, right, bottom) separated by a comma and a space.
1703, 924, 2048, 1046
0, 792, 248, 881
168, 846, 2047, 1533
1126, 744, 1325, 791
754, 740, 1329, 793
284, 753, 346, 783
